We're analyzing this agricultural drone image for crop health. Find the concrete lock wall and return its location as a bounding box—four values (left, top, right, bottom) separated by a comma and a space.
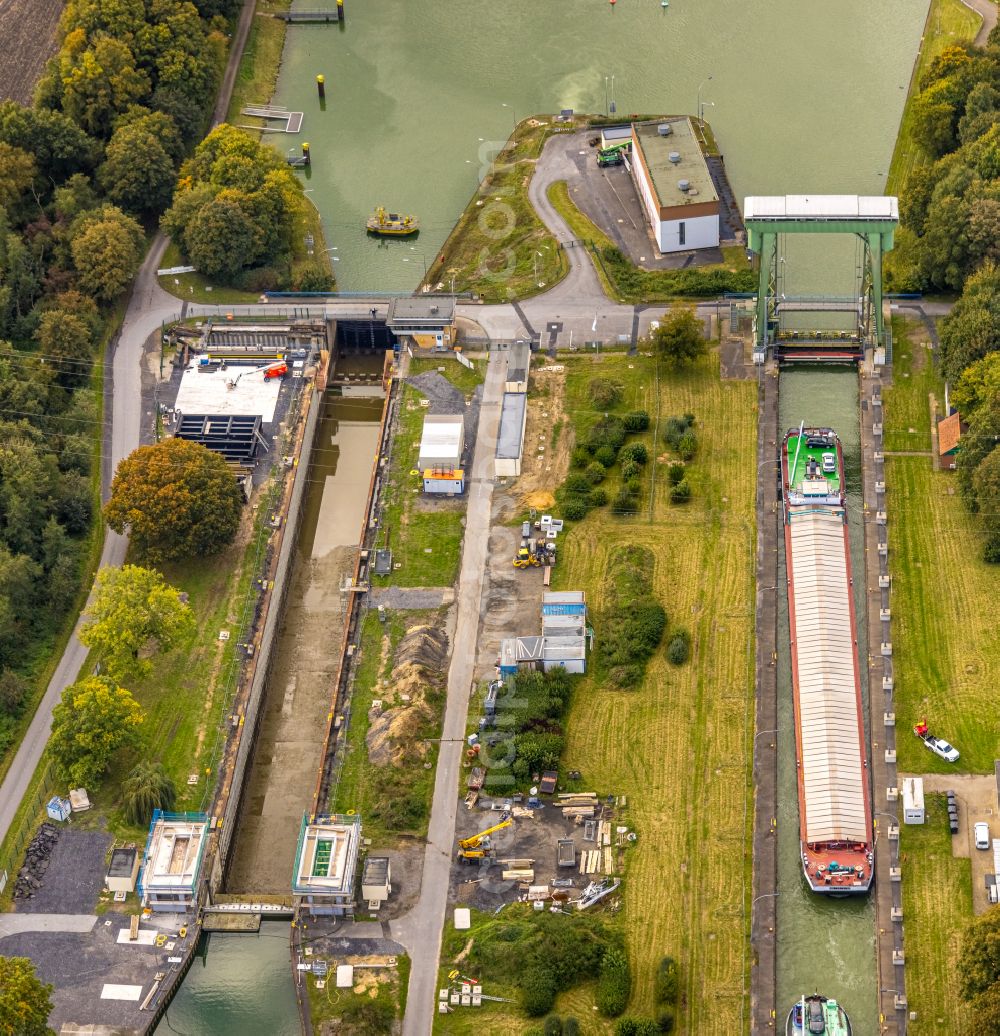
214, 384, 325, 880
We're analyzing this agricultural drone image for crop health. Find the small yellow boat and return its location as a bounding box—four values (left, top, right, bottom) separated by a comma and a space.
366, 206, 419, 236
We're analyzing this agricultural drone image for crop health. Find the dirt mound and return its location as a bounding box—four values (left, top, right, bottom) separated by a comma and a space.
366, 625, 449, 768
522, 490, 555, 510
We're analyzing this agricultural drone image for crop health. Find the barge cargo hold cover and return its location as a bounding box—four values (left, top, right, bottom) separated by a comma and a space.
782, 424, 873, 895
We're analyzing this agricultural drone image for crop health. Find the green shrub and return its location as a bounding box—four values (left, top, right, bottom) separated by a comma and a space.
521, 968, 557, 1016
670, 479, 691, 504
589, 377, 624, 409
625, 477, 642, 496
615, 1020, 658, 1036
623, 410, 650, 432
667, 463, 686, 486
586, 462, 606, 485
562, 497, 589, 521
655, 956, 679, 1004
589, 488, 609, 507
563, 1019, 580, 1036
564, 473, 592, 495
663, 414, 695, 450
620, 442, 648, 465
985, 532, 1000, 563
677, 431, 697, 460
595, 445, 617, 468
656, 1009, 676, 1032
588, 415, 627, 452
621, 460, 640, 482
572, 447, 592, 468
597, 948, 632, 1017
666, 632, 690, 666
339, 997, 395, 1034
612, 488, 639, 513
544, 1018, 563, 1036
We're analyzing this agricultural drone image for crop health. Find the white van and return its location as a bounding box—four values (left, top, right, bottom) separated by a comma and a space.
975, 822, 990, 850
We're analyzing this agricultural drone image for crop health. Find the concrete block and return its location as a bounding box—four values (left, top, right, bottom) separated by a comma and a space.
884, 712, 895, 727
876, 481, 886, 494
874, 451, 884, 462
872, 395, 882, 407
890, 866, 902, 881
893, 949, 905, 965
887, 786, 899, 801
885, 749, 897, 763
891, 906, 903, 920
881, 642, 893, 656
879, 575, 890, 588
894, 995, 908, 1011
888, 824, 900, 841
880, 608, 891, 621
883, 676, 894, 691
876, 511, 888, 525
878, 542, 888, 556
873, 422, 883, 435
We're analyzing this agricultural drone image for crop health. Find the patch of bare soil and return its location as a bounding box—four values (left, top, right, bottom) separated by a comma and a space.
0, 0, 60, 105
513, 366, 570, 508
366, 625, 449, 767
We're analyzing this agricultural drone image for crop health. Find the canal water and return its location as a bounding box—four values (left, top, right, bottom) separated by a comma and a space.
272, 0, 929, 291
226, 382, 385, 895
776, 369, 876, 1030
153, 923, 299, 1036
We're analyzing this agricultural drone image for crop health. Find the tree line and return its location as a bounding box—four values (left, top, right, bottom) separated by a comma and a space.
891, 25, 1000, 560
0, 0, 253, 753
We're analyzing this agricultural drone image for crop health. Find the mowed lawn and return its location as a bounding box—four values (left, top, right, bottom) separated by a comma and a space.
884, 317, 1000, 774
900, 795, 972, 1034
554, 351, 756, 1030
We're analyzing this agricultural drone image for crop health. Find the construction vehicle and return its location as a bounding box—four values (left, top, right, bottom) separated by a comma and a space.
597, 140, 631, 167
225, 361, 288, 390
513, 541, 541, 569
457, 816, 512, 862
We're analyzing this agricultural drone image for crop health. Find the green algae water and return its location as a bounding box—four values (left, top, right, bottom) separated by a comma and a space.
153, 924, 299, 1036
776, 369, 876, 1032
272, 0, 929, 291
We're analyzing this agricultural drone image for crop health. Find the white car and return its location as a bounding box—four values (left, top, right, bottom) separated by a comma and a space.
975, 822, 991, 850
821, 452, 836, 473
926, 736, 960, 763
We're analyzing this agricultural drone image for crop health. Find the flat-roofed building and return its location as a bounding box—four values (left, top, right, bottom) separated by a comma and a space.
292, 813, 362, 917
418, 414, 464, 470
630, 118, 720, 254
138, 811, 209, 912
505, 342, 532, 393
361, 856, 391, 909
386, 296, 456, 350
106, 847, 140, 894
495, 391, 528, 477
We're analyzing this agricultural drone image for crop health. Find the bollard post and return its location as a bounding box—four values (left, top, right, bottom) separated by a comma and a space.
316, 75, 325, 100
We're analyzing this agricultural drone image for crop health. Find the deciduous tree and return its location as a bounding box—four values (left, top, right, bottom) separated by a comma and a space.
650, 306, 706, 368
0, 141, 37, 212
81, 564, 195, 681
99, 118, 177, 214
49, 675, 143, 789
0, 956, 54, 1035
104, 437, 243, 563
122, 760, 177, 825
70, 204, 144, 301
960, 907, 1000, 1000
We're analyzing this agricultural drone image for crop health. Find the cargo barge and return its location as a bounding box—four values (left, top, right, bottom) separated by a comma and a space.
781, 423, 873, 895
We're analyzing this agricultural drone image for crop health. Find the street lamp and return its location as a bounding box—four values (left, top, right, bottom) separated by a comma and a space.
696, 74, 708, 120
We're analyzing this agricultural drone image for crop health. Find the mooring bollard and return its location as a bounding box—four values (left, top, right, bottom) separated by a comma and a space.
302, 142, 311, 166
316, 74, 325, 100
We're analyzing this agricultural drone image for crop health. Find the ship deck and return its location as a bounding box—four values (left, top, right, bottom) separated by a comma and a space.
786, 433, 841, 494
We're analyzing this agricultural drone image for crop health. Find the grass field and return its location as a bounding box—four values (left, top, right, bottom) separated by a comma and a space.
374, 384, 465, 588
226, 0, 291, 124
885, 0, 982, 195
883, 317, 1000, 774
883, 316, 942, 453
425, 120, 570, 301
409, 355, 485, 396
900, 795, 972, 1034
553, 351, 756, 1028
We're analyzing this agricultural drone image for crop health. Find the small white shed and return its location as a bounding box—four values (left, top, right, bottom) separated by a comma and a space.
902, 777, 925, 824
418, 415, 464, 471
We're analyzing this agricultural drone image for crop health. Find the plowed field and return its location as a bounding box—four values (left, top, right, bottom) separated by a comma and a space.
0, 0, 61, 105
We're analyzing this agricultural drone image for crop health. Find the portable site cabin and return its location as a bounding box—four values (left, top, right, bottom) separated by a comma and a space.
902, 777, 925, 825
106, 848, 140, 894
361, 856, 391, 910
419, 414, 465, 494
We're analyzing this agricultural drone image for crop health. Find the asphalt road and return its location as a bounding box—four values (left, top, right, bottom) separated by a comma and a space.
390, 351, 505, 1035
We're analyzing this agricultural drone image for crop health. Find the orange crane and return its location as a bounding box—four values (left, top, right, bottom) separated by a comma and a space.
226, 361, 288, 390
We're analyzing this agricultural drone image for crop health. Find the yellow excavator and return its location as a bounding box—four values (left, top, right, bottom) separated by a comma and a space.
456, 816, 512, 862
513, 542, 541, 569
